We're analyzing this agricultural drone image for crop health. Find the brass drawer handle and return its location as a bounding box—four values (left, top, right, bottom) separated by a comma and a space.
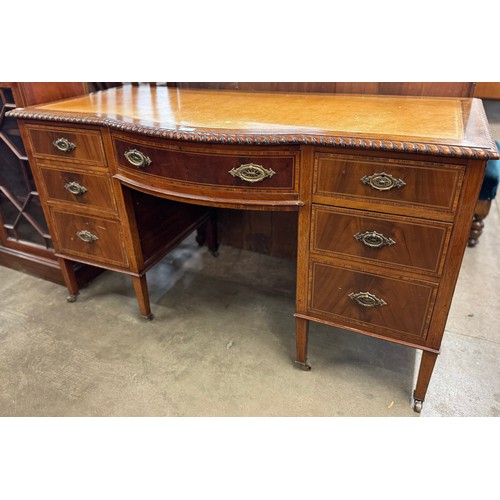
53, 137, 76, 153
124, 149, 152, 168
354, 231, 395, 248
349, 291, 387, 308
64, 181, 87, 196
75, 230, 98, 243
228, 163, 276, 183
361, 172, 406, 191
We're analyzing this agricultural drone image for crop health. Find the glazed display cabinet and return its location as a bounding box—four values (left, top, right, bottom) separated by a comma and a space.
0, 82, 101, 284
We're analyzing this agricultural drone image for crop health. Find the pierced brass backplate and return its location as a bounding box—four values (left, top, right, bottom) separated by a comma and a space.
361, 172, 406, 191
75, 230, 98, 243
124, 149, 152, 168
64, 181, 87, 196
349, 291, 387, 307
228, 163, 276, 183
53, 137, 76, 153
354, 231, 395, 248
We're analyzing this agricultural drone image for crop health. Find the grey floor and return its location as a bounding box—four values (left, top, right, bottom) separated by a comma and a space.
1, 105, 499, 417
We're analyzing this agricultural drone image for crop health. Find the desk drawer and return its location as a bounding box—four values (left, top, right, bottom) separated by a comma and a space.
113, 137, 297, 191
50, 209, 128, 267
308, 260, 437, 342
311, 206, 451, 275
40, 166, 117, 214
25, 124, 106, 167
313, 153, 464, 217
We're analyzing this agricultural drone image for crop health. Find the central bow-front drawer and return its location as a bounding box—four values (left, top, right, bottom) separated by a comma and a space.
111, 134, 300, 207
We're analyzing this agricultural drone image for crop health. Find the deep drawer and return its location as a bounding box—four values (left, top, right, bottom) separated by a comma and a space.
50, 209, 128, 267
25, 124, 106, 167
40, 166, 117, 214
308, 260, 437, 342
311, 205, 452, 275
313, 153, 465, 217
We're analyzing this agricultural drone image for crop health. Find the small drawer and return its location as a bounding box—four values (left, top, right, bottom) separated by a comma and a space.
50, 209, 128, 268
39, 166, 117, 214
308, 260, 437, 342
25, 124, 106, 167
111, 135, 299, 207
313, 153, 465, 217
311, 206, 452, 275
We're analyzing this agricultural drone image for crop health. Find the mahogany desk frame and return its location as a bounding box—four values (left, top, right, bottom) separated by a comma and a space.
9, 85, 499, 412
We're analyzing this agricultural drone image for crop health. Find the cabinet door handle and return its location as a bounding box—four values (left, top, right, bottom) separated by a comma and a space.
361, 172, 406, 191
349, 291, 387, 307
124, 149, 152, 168
354, 231, 395, 248
228, 163, 276, 183
75, 230, 98, 243
64, 181, 87, 196
53, 137, 76, 153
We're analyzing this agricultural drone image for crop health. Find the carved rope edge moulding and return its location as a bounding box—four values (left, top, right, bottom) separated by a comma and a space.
7, 109, 499, 160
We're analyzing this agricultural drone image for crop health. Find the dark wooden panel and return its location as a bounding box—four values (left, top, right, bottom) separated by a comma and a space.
17, 83, 88, 107
168, 82, 475, 97
217, 210, 298, 259
26, 124, 106, 166
130, 189, 211, 266
311, 206, 451, 275
50, 209, 128, 267
39, 167, 117, 213
308, 260, 437, 342
314, 153, 465, 215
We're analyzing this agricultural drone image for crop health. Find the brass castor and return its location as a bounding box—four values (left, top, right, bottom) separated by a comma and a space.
294, 360, 312, 371
141, 313, 154, 321
412, 398, 424, 413
66, 294, 78, 303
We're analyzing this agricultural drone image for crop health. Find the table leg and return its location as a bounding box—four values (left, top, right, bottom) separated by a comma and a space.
413, 350, 439, 412
132, 275, 154, 320
59, 258, 79, 303
295, 317, 311, 370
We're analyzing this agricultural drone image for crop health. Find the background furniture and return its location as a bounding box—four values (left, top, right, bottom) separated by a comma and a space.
468, 140, 500, 246
0, 82, 102, 285
10, 85, 497, 412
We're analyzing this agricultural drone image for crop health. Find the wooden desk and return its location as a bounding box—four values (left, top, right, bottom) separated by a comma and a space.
9, 85, 498, 412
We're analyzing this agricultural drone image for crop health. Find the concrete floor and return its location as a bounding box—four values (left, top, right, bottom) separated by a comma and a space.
1, 106, 499, 417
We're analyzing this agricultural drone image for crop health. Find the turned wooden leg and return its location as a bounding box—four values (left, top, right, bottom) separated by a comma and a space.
468, 199, 491, 247
413, 350, 439, 412
58, 258, 79, 302
294, 317, 311, 370
132, 275, 154, 320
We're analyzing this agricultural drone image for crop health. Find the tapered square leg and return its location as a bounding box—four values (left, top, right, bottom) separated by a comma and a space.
413, 350, 439, 412
58, 258, 79, 302
294, 317, 311, 370
132, 275, 153, 320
